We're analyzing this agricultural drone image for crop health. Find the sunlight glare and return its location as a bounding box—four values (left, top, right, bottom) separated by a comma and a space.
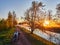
43, 20, 49, 26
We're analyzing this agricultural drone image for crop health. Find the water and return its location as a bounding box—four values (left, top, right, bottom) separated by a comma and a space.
19, 25, 60, 45
25, 27, 60, 45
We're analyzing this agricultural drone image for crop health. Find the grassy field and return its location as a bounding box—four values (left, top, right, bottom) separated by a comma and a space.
0, 28, 14, 45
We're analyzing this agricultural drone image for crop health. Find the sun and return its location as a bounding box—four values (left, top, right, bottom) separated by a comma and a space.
43, 20, 50, 26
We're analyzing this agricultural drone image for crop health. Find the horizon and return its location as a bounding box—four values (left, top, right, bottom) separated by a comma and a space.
0, 0, 60, 19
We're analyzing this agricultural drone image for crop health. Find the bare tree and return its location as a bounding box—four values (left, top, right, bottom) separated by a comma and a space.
48, 10, 52, 20
56, 4, 60, 20
25, 1, 45, 34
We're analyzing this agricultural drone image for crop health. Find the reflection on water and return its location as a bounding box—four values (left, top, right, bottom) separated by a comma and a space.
20, 25, 60, 45
33, 29, 60, 45
25, 27, 60, 45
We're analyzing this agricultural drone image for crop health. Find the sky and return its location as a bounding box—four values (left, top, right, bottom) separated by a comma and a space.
0, 0, 60, 19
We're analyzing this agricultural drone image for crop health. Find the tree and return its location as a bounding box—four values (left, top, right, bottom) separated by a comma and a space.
13, 11, 17, 26
0, 19, 8, 31
25, 9, 30, 21
7, 11, 13, 28
54, 3, 60, 23
48, 10, 52, 20
25, 1, 45, 34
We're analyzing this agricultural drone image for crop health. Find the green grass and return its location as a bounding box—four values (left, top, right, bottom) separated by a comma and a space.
0, 28, 15, 45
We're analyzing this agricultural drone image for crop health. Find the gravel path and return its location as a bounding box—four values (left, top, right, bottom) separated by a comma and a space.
12, 29, 32, 45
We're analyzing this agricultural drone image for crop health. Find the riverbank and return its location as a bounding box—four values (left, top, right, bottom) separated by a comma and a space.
20, 27, 56, 45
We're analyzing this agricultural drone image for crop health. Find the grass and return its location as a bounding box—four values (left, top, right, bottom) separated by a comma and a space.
0, 27, 55, 45
20, 28, 47, 45
0, 28, 15, 45
20, 27, 56, 45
